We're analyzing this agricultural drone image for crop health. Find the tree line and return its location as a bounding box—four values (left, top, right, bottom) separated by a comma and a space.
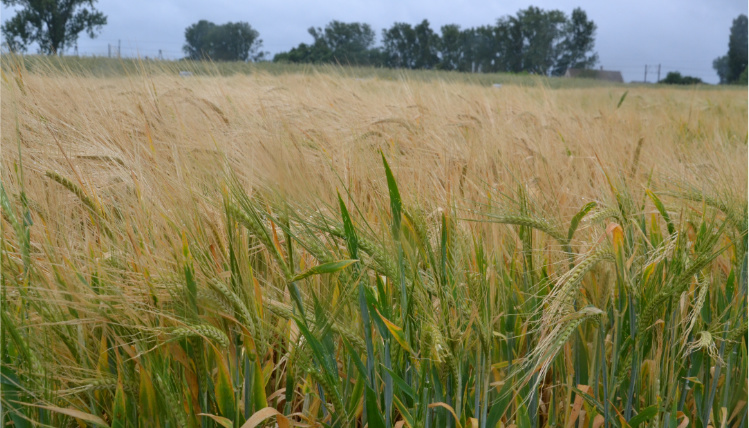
2, 0, 746, 84
272, 7, 598, 76
712, 14, 747, 85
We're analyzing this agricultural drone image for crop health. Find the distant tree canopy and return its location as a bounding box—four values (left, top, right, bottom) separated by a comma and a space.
274, 7, 598, 76
382, 20, 440, 69
659, 72, 703, 85
183, 20, 265, 62
1, 0, 107, 55
273, 21, 381, 65
713, 14, 747, 84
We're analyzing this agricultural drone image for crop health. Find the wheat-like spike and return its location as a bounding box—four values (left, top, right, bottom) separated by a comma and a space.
681, 274, 709, 349
483, 213, 567, 244
420, 321, 435, 362
642, 232, 679, 268
588, 207, 622, 224
227, 201, 292, 279
542, 247, 614, 325
350, 234, 400, 280
297, 234, 335, 264
669, 250, 722, 295
723, 322, 748, 356
168, 324, 230, 349
45, 171, 97, 214
639, 249, 722, 336
194, 345, 207, 389
208, 279, 258, 340
331, 323, 366, 355
265, 299, 295, 319
307, 366, 347, 422
312, 221, 401, 281
80, 378, 139, 394
666, 189, 747, 233
615, 351, 634, 387
46, 170, 112, 236
434, 323, 459, 384
266, 299, 366, 354
521, 306, 604, 393
156, 374, 188, 428
197, 287, 234, 316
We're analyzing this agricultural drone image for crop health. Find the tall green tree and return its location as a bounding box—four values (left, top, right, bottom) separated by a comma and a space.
727, 14, 748, 83
1, 0, 107, 54
183, 20, 264, 62
714, 14, 747, 84
493, 18, 522, 72
437, 24, 462, 70
552, 8, 598, 76
275, 20, 378, 65
516, 6, 567, 75
456, 27, 480, 72
713, 55, 730, 84
437, 24, 479, 72
382, 22, 418, 68
382, 20, 439, 69
413, 19, 439, 69
491, 7, 597, 76
273, 42, 332, 63
309, 21, 376, 64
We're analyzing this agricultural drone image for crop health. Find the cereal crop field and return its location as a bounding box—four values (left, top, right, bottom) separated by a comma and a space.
1, 56, 747, 427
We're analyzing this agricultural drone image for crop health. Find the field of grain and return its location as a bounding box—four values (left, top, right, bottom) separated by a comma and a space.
1, 57, 747, 427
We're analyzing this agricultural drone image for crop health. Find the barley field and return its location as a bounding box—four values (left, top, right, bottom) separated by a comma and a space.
1, 56, 747, 428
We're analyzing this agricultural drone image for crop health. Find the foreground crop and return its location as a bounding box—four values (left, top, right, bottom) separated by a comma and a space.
1, 59, 746, 427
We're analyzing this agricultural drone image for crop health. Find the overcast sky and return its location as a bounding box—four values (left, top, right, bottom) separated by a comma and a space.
2, 0, 746, 83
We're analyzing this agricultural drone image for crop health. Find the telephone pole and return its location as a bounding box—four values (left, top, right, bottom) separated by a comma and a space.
657, 64, 661, 82
117, 39, 121, 58
108, 44, 111, 58
644, 65, 648, 83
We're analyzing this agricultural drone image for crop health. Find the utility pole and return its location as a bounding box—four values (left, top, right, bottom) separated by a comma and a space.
108, 44, 111, 58
644, 64, 648, 83
118, 39, 121, 58
657, 64, 661, 82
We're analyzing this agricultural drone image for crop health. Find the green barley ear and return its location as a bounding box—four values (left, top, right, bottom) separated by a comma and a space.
79, 378, 139, 394
45, 170, 112, 237
519, 306, 605, 395
588, 206, 622, 224
681, 274, 709, 350
166, 324, 230, 349
723, 322, 748, 356
226, 198, 292, 280
45, 170, 106, 219
208, 278, 258, 341
480, 213, 567, 245
542, 246, 614, 324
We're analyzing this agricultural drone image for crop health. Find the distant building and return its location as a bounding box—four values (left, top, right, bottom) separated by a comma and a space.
565, 67, 624, 83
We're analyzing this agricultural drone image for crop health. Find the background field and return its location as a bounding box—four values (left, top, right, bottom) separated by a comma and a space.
1, 57, 747, 427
